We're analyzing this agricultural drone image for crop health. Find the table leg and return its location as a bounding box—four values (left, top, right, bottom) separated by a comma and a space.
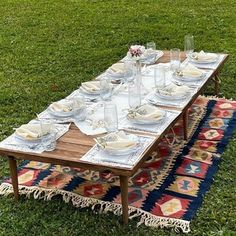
8, 156, 19, 200
213, 73, 220, 96
119, 175, 129, 224
183, 110, 188, 140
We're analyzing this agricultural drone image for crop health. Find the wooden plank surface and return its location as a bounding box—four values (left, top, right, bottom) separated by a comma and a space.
0, 51, 229, 176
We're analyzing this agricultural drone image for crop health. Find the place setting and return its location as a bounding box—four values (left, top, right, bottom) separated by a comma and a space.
146, 79, 197, 109
119, 86, 180, 134
81, 103, 155, 168
182, 35, 225, 69
0, 120, 70, 153
38, 95, 87, 123
172, 64, 214, 88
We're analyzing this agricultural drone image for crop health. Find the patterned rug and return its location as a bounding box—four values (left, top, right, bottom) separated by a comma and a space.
1, 96, 236, 233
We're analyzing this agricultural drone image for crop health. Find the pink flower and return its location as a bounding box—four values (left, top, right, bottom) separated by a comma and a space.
127, 45, 145, 61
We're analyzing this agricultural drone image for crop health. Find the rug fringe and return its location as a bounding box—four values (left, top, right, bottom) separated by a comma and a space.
0, 182, 190, 233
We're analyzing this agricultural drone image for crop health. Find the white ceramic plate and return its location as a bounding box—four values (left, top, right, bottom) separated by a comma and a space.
14, 132, 50, 142
173, 72, 207, 82
189, 53, 219, 64
127, 105, 166, 125
79, 86, 101, 95
156, 90, 189, 101
95, 132, 139, 156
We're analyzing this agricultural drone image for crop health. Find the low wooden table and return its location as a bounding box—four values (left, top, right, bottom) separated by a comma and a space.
0, 51, 228, 224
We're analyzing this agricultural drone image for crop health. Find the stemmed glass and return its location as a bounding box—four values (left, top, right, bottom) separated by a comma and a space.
184, 35, 194, 57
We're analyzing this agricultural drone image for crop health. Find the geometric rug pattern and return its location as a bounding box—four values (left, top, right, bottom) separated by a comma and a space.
1, 96, 236, 233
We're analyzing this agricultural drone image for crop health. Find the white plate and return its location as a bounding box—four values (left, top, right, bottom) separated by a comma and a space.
189, 53, 219, 64
127, 106, 166, 125
156, 90, 189, 101
48, 107, 85, 118
14, 132, 50, 142
95, 132, 139, 156
79, 86, 101, 95
48, 101, 85, 118
173, 72, 206, 82
106, 69, 124, 79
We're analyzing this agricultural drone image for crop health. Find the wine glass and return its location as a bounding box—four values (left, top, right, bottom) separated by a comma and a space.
184, 35, 194, 57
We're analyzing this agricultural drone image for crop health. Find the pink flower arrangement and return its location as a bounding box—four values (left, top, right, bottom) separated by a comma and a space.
127, 45, 145, 61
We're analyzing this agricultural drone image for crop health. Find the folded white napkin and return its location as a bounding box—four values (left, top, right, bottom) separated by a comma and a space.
159, 84, 189, 96
181, 64, 203, 78
96, 131, 137, 151
81, 81, 100, 93
50, 101, 72, 112
193, 51, 218, 62
15, 124, 50, 140
128, 104, 163, 121
108, 63, 125, 74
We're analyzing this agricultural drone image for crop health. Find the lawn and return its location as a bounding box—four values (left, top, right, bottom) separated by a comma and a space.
0, 0, 236, 235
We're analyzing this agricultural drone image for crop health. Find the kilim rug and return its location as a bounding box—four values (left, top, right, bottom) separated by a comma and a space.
1, 96, 236, 233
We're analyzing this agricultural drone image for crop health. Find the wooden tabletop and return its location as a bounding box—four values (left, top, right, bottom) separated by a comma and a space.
0, 51, 229, 177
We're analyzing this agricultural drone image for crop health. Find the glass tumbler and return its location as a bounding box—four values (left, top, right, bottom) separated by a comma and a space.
100, 77, 113, 101
154, 67, 166, 88
124, 60, 135, 82
72, 95, 86, 121
146, 41, 156, 50
104, 103, 118, 133
40, 120, 57, 151
128, 82, 141, 109
170, 48, 180, 72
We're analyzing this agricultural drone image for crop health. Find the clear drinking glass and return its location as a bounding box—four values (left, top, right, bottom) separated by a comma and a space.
40, 120, 57, 151
170, 48, 180, 72
146, 41, 156, 50
154, 67, 166, 88
104, 103, 118, 133
72, 95, 86, 121
100, 77, 113, 101
128, 82, 141, 109
124, 60, 135, 82
184, 35, 194, 57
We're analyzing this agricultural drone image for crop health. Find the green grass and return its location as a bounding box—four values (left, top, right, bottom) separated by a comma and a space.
0, 0, 236, 235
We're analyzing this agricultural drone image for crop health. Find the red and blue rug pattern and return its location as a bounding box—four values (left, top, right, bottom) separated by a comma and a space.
0, 96, 236, 233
